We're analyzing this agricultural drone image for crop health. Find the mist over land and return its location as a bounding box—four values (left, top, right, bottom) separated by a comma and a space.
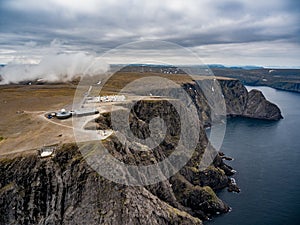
0, 52, 109, 84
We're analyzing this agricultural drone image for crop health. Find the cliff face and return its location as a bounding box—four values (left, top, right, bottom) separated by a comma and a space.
0, 101, 232, 225
243, 89, 283, 120
0, 142, 231, 224
219, 79, 283, 120
0, 146, 202, 225
0, 78, 282, 225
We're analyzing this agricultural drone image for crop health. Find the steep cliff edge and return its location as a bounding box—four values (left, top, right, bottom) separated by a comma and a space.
0, 78, 282, 225
0, 146, 202, 225
219, 79, 283, 120
243, 89, 283, 120
0, 100, 233, 224
0, 140, 232, 225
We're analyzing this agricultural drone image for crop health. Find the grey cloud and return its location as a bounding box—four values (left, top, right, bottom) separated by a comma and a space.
215, 0, 246, 19
0, 0, 299, 67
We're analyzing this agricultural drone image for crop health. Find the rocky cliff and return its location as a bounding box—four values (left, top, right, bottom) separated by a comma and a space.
219, 79, 283, 120
0, 146, 203, 225
0, 140, 234, 225
0, 78, 282, 225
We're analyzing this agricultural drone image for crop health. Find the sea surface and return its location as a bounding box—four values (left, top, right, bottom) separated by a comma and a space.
206, 86, 300, 225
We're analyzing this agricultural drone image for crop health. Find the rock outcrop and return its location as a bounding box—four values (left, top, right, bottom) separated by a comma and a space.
0, 137, 233, 224
0, 146, 202, 225
243, 89, 283, 120
219, 79, 283, 120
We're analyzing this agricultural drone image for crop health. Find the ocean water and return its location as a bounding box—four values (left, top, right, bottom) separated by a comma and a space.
206, 86, 300, 225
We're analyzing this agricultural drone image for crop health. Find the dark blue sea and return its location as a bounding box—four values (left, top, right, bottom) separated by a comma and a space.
206, 86, 300, 225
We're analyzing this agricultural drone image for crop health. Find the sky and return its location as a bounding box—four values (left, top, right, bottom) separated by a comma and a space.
0, 0, 299, 68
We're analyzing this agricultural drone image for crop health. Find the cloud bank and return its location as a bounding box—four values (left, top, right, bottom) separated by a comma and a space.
0, 52, 109, 84
0, 0, 299, 67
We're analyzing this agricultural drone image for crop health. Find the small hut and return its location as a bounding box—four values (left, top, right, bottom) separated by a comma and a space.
38, 145, 57, 158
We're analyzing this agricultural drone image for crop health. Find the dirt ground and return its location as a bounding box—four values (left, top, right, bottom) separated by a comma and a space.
0, 84, 77, 157
0, 83, 161, 157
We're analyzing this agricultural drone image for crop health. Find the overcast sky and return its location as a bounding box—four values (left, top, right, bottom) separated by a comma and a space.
0, 0, 299, 67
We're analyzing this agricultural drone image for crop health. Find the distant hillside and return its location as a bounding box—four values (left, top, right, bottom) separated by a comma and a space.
208, 64, 264, 70
211, 68, 300, 93
115, 64, 300, 93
